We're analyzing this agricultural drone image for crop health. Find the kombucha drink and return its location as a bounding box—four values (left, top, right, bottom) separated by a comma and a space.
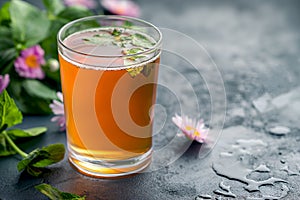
58, 22, 161, 177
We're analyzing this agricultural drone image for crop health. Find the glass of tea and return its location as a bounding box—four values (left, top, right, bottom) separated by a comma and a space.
57, 16, 162, 178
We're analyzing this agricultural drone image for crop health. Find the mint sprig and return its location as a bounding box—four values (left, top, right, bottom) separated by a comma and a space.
0, 0, 94, 115
0, 90, 65, 176
35, 183, 85, 200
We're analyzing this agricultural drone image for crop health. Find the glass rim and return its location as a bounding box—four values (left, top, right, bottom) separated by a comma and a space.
57, 15, 162, 59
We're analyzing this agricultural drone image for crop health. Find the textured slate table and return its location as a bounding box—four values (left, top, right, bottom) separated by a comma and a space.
1, 0, 300, 199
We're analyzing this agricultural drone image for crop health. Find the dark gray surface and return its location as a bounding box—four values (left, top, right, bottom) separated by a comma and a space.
1, 0, 300, 199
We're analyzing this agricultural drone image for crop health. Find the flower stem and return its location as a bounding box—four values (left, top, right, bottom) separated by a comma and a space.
3, 132, 28, 158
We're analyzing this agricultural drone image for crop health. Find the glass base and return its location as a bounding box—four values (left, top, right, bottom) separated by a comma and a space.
68, 148, 152, 178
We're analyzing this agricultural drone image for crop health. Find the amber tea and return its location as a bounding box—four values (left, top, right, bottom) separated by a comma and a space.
58, 16, 162, 177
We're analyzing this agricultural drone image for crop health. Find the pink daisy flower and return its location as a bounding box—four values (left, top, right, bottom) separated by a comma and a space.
50, 92, 66, 131
101, 0, 140, 17
14, 45, 45, 79
172, 114, 209, 143
0, 74, 10, 93
64, 0, 96, 9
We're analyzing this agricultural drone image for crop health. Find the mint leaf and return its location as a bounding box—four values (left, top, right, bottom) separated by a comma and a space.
132, 33, 155, 49
10, 0, 50, 47
0, 2, 11, 26
122, 47, 143, 55
0, 90, 22, 129
112, 28, 122, 36
33, 143, 65, 167
126, 66, 144, 78
7, 127, 47, 139
35, 183, 85, 200
57, 6, 92, 21
43, 0, 65, 16
23, 80, 57, 100
0, 133, 16, 156
7, 80, 53, 115
123, 21, 133, 28
17, 143, 65, 176
82, 34, 114, 46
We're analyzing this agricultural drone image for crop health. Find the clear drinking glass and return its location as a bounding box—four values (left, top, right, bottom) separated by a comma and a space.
57, 15, 162, 178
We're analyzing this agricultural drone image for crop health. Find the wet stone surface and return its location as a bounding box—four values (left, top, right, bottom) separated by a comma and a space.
1, 0, 300, 199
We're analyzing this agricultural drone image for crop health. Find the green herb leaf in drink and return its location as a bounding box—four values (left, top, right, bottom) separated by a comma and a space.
112, 28, 122, 36
132, 33, 155, 49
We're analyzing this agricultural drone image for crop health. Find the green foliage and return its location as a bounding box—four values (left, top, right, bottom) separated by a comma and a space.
17, 143, 65, 176
7, 127, 47, 139
10, 0, 51, 47
0, 133, 16, 156
43, 0, 65, 16
0, 91, 65, 177
0, 0, 95, 114
0, 90, 22, 129
132, 33, 155, 48
35, 183, 85, 200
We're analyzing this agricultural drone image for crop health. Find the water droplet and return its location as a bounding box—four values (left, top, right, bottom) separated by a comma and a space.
195, 194, 212, 199
280, 165, 300, 176
254, 164, 270, 173
280, 159, 286, 164
213, 181, 237, 198
267, 126, 291, 136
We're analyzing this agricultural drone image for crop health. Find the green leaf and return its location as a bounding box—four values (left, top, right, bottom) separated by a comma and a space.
10, 0, 50, 46
7, 81, 53, 115
0, 27, 16, 57
41, 18, 67, 60
7, 127, 47, 139
43, 0, 65, 16
82, 33, 114, 46
35, 183, 85, 200
0, 90, 22, 129
57, 6, 92, 21
17, 143, 65, 176
123, 20, 133, 28
126, 66, 144, 78
23, 80, 57, 100
0, 133, 16, 156
122, 47, 143, 55
0, 2, 11, 26
33, 143, 65, 168
132, 33, 155, 49
112, 28, 122, 36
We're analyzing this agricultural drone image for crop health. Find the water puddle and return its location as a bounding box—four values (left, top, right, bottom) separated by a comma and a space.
210, 136, 290, 199
280, 165, 300, 176
212, 159, 287, 192
213, 181, 236, 198
254, 164, 270, 173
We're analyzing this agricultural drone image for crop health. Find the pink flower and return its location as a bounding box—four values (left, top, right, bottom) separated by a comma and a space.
50, 92, 66, 131
172, 114, 209, 143
0, 74, 10, 93
14, 45, 45, 79
101, 0, 140, 17
64, 0, 96, 9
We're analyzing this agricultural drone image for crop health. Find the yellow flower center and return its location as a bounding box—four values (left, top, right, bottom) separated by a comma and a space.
185, 125, 201, 136
25, 55, 39, 68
